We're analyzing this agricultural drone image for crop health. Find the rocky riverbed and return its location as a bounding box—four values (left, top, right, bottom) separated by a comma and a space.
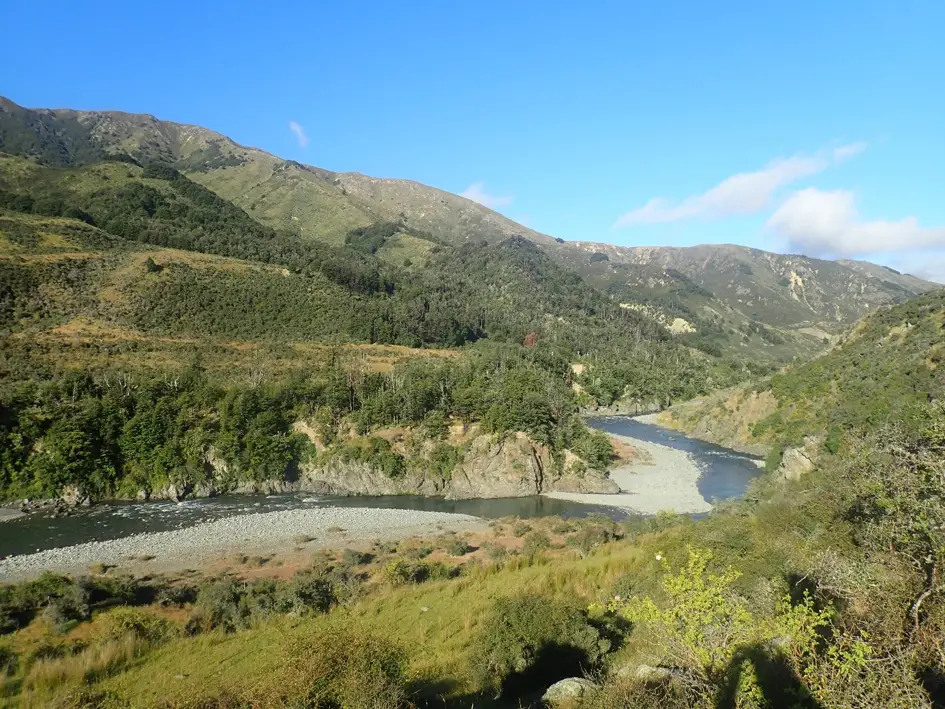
543, 432, 715, 514
0, 507, 486, 582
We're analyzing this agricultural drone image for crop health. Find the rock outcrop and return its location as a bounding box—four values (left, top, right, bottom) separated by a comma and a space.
299, 459, 443, 497
45, 430, 620, 506
446, 433, 618, 499
542, 677, 599, 703
777, 435, 823, 482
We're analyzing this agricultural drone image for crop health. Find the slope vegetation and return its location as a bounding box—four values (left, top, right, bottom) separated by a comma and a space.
2, 94, 934, 365
658, 287, 945, 459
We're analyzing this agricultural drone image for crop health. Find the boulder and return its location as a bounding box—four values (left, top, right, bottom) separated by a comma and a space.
542, 677, 598, 703
60, 484, 91, 507
778, 447, 815, 481
778, 435, 823, 482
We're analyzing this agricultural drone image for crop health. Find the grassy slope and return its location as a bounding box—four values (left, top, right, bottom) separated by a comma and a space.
0, 211, 451, 380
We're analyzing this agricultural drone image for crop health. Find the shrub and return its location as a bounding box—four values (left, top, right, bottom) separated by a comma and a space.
568, 524, 615, 557
341, 548, 373, 566
482, 542, 509, 562
98, 607, 173, 643
280, 570, 335, 615
445, 538, 472, 556
609, 572, 634, 602
0, 573, 86, 634
522, 531, 551, 557
401, 544, 432, 561
41, 582, 90, 632
471, 595, 609, 697
512, 522, 531, 537
156, 583, 198, 607
190, 579, 251, 633
551, 518, 574, 535
0, 645, 17, 676
271, 625, 410, 708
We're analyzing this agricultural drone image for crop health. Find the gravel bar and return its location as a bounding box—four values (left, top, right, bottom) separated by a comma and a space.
0, 507, 484, 581
543, 433, 713, 515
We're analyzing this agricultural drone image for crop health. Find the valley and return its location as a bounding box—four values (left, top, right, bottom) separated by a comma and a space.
1, 94, 944, 709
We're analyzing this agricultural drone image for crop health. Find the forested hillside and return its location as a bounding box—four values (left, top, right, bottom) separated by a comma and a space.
658, 287, 945, 464
0, 161, 741, 503
1, 95, 934, 364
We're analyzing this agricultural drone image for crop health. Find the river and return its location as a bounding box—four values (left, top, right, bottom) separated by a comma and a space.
0, 418, 763, 558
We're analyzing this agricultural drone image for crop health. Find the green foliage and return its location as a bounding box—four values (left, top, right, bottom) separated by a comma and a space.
614, 547, 755, 678
382, 558, 454, 586
522, 530, 551, 557
189, 569, 341, 633
322, 437, 406, 479
750, 289, 945, 449
278, 625, 410, 709
0, 644, 16, 677
444, 537, 471, 557
0, 573, 83, 633
471, 594, 608, 696
98, 607, 174, 643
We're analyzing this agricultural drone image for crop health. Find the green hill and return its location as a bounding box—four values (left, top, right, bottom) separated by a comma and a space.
2, 95, 935, 366
657, 287, 945, 459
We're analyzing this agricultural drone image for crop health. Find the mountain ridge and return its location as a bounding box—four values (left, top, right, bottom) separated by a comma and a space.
1, 95, 938, 363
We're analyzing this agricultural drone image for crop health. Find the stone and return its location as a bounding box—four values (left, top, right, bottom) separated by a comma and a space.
542, 677, 598, 703
778, 447, 815, 482
60, 484, 91, 508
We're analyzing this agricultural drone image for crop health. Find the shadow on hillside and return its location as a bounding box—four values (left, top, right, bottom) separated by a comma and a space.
411, 639, 598, 709
716, 644, 824, 709
920, 665, 945, 709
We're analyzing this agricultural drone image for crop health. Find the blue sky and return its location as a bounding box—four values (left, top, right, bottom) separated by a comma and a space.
2, 1, 943, 278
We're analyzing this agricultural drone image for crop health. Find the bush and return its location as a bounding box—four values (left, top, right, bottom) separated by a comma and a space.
0, 645, 17, 676
280, 570, 335, 615
340, 548, 373, 566
156, 583, 198, 607
568, 524, 616, 557
482, 542, 509, 562
98, 607, 173, 643
0, 573, 85, 634
190, 579, 250, 633
609, 572, 634, 602
513, 522, 531, 537
522, 531, 551, 557
271, 625, 410, 708
471, 595, 609, 697
445, 537, 472, 556
382, 559, 454, 586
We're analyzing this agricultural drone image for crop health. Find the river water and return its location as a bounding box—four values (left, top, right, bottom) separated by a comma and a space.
0, 418, 762, 558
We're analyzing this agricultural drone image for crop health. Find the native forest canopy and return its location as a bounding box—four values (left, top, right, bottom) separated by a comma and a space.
1, 96, 945, 708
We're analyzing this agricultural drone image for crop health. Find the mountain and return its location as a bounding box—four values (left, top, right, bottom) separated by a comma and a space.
552, 241, 940, 361
0, 95, 938, 366
0, 96, 555, 247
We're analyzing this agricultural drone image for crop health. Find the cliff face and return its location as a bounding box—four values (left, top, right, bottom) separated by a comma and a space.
301, 432, 619, 500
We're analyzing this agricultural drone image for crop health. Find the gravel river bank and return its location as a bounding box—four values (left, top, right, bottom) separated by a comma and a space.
0, 507, 485, 581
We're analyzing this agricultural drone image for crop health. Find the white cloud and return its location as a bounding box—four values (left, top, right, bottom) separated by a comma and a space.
767, 188, 945, 257
288, 120, 309, 148
614, 144, 864, 227
461, 182, 514, 209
